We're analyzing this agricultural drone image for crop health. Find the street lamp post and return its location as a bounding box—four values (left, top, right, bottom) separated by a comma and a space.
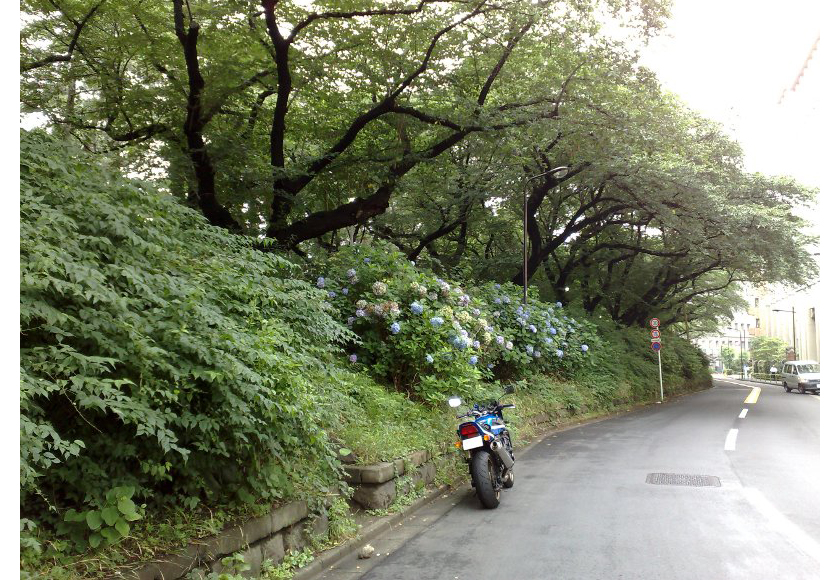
523, 166, 569, 305
772, 307, 797, 359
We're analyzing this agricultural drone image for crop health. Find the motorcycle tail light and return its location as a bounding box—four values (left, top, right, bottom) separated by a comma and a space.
459, 423, 479, 437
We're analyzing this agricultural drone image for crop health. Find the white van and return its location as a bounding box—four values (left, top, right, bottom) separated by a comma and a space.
780, 360, 820, 394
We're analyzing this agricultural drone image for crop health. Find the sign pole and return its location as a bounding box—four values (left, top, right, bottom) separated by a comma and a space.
657, 349, 664, 402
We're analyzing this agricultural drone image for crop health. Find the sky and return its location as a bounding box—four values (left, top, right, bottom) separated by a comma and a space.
639, 0, 824, 183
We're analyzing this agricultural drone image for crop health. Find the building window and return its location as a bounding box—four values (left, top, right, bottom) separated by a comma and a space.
756, 318, 760, 328
755, 297, 759, 307
810, 307, 815, 320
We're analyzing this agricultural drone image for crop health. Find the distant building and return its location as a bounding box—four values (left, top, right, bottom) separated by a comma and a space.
693, 287, 758, 372
751, 283, 820, 362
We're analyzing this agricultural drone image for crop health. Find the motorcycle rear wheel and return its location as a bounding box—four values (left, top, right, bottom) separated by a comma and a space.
471, 449, 501, 509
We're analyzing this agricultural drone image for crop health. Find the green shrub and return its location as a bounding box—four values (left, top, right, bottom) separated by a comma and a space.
20, 130, 352, 543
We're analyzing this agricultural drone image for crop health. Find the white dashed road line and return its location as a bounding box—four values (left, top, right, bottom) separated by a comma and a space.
739, 408, 748, 418
724, 428, 739, 451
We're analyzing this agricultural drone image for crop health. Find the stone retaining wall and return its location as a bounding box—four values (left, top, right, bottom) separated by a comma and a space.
116, 451, 437, 580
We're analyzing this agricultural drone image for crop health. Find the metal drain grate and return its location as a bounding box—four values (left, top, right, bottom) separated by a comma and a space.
645, 473, 721, 487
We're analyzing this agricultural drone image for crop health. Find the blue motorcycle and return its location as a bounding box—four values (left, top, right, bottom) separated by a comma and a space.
448, 386, 516, 508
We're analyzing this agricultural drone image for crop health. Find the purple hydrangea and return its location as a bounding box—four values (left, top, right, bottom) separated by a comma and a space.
494, 298, 502, 304
356, 308, 366, 318
458, 295, 471, 306
496, 335, 505, 345
468, 355, 478, 365
349, 354, 358, 363
363, 257, 371, 263
328, 291, 336, 298
390, 322, 401, 334
410, 302, 424, 314
430, 317, 444, 327
472, 308, 481, 316
316, 277, 326, 288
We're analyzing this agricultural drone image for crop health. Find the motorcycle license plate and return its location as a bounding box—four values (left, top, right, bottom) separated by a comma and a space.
462, 436, 483, 451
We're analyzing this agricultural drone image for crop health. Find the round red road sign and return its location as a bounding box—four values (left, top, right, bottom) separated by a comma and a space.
651, 341, 661, 351
650, 318, 660, 328
651, 330, 661, 339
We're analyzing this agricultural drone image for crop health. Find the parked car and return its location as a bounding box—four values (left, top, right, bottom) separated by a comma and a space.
780, 360, 820, 394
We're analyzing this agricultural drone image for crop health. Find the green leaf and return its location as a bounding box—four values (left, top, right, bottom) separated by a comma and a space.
114, 518, 130, 537
100, 527, 120, 544
117, 497, 136, 516
101, 506, 119, 526
85, 510, 102, 530
338, 447, 352, 456
88, 532, 102, 549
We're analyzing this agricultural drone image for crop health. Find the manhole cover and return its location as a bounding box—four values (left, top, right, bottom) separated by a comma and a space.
645, 473, 721, 487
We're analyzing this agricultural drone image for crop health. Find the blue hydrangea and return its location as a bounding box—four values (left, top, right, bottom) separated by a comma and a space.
453, 336, 468, 349
410, 302, 424, 314
316, 277, 325, 288
534, 350, 541, 358
347, 268, 356, 278
355, 308, 366, 318
469, 355, 478, 365
390, 322, 401, 334
544, 337, 553, 344
581, 344, 589, 352
349, 354, 357, 363
556, 301, 563, 308
496, 335, 505, 345
426, 354, 434, 363
549, 327, 557, 335
502, 295, 511, 304
528, 324, 537, 333
472, 340, 480, 348
487, 363, 495, 370
516, 306, 524, 314
494, 283, 501, 289
556, 349, 564, 358
526, 345, 534, 355
430, 317, 444, 327
328, 291, 336, 298
342, 287, 349, 295
363, 257, 371, 263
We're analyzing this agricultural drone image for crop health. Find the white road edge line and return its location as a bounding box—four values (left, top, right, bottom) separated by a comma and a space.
724, 428, 738, 451
739, 408, 748, 418
741, 487, 819, 561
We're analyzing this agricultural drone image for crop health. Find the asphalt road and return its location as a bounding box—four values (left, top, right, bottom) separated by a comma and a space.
317, 379, 820, 580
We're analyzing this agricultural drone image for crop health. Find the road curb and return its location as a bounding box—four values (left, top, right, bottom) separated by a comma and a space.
293, 483, 454, 580
294, 387, 709, 579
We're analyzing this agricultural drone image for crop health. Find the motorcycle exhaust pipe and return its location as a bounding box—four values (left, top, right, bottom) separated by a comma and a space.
490, 440, 514, 470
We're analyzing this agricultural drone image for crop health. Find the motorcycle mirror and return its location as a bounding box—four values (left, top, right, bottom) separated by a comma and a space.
447, 396, 462, 408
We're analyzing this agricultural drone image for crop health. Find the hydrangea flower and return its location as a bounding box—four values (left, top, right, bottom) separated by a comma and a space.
472, 340, 480, 348
328, 291, 336, 298
549, 327, 557, 335
342, 287, 349, 295
316, 277, 326, 288
356, 299, 368, 309
458, 295, 471, 306
556, 349, 564, 358
347, 316, 356, 325
426, 354, 434, 363
347, 268, 357, 278
544, 337, 553, 344
534, 350, 541, 358
363, 257, 371, 263
488, 363, 495, 370
494, 297, 502, 304
496, 335, 505, 345
581, 344, 589, 352
505, 341, 513, 350
349, 354, 357, 363
472, 308, 481, 316
516, 306, 524, 314
528, 324, 537, 333
556, 301, 563, 308
502, 295, 511, 304
526, 345, 534, 355
410, 302, 424, 314
453, 337, 468, 349
373, 304, 384, 316
493, 311, 501, 318
372, 281, 387, 295
390, 322, 401, 334
430, 317, 444, 327
453, 287, 463, 295
428, 292, 438, 301
494, 283, 501, 289
356, 309, 366, 318
468, 355, 478, 365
